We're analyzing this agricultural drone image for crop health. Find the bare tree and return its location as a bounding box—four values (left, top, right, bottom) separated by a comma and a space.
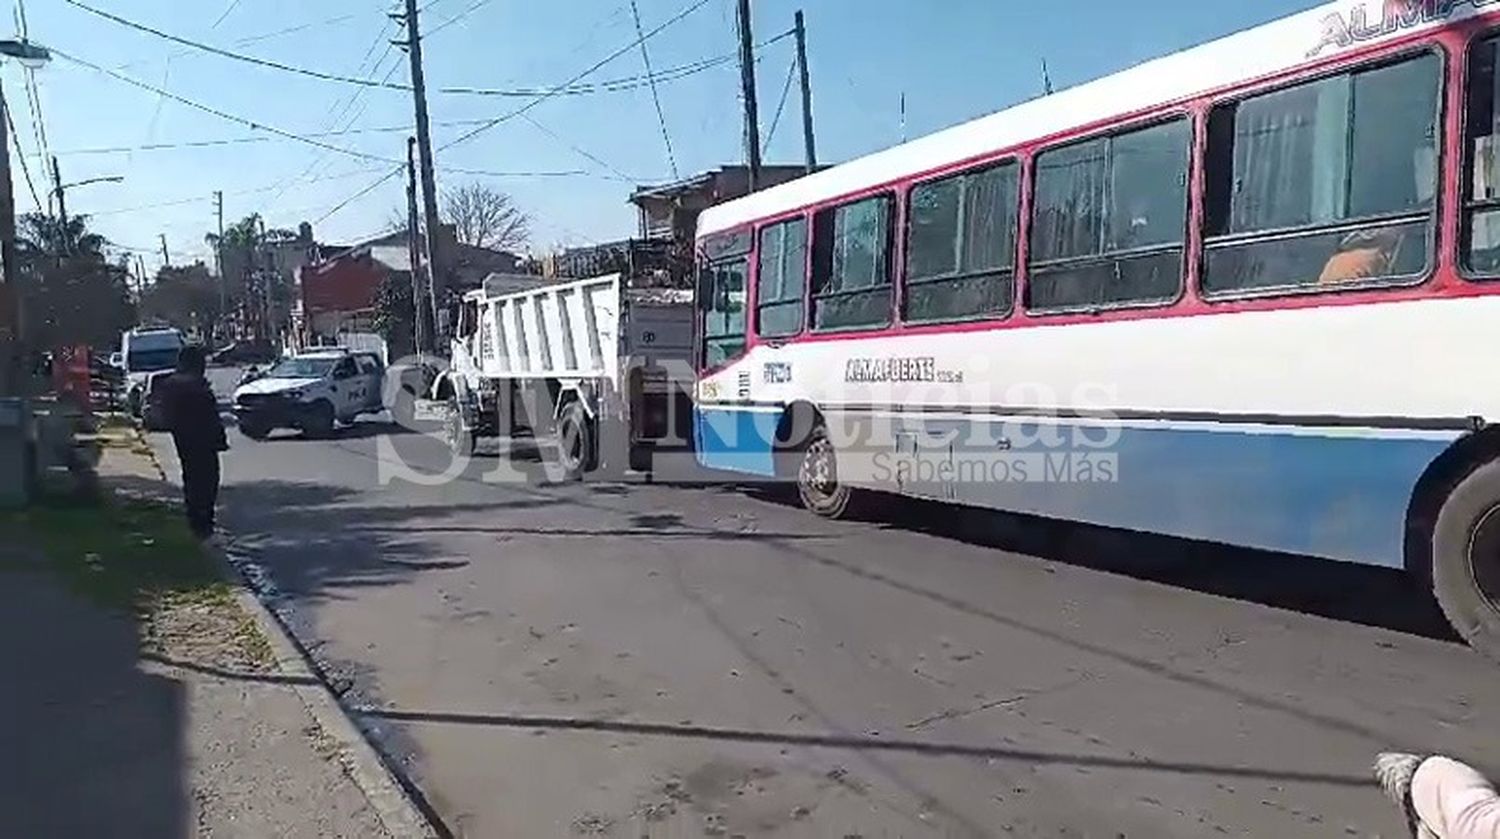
442, 182, 529, 251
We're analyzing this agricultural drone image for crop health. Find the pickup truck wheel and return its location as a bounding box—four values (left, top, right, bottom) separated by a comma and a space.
1432, 460, 1500, 663
239, 420, 271, 441
301, 400, 336, 439
558, 401, 592, 481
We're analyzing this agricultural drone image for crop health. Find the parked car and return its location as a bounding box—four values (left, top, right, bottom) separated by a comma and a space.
232, 349, 385, 440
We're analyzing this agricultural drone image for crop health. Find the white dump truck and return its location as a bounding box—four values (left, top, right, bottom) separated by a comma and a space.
429, 273, 694, 478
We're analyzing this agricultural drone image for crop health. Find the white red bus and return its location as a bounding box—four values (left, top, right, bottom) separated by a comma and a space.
691, 0, 1500, 658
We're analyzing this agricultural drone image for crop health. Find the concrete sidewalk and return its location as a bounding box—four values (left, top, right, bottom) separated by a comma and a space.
0, 429, 417, 838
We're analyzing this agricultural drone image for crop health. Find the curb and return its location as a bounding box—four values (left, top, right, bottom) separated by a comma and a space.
135, 428, 445, 839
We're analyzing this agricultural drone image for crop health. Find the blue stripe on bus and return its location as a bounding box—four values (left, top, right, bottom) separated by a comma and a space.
937, 419, 1460, 569
694, 406, 780, 477
695, 405, 1463, 568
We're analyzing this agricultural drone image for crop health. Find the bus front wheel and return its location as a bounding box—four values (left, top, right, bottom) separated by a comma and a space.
796, 425, 853, 519
1432, 459, 1500, 662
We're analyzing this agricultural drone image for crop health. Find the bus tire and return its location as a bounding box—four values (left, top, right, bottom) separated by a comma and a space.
1431, 459, 1500, 662
796, 424, 854, 519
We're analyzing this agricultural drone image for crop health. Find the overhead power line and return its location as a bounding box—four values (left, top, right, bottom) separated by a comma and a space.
61, 0, 782, 98
3, 83, 42, 209
57, 49, 408, 167
316, 0, 716, 226
629, 0, 678, 180
38, 118, 494, 156
764, 54, 797, 151
208, 0, 242, 29
439, 0, 715, 153
424, 0, 494, 39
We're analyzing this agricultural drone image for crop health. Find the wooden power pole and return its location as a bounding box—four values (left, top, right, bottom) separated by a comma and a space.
213, 190, 225, 341
794, 10, 817, 172
50, 155, 64, 231
159, 233, 170, 267
735, 0, 762, 191
0, 85, 19, 396
400, 0, 444, 342
406, 137, 428, 355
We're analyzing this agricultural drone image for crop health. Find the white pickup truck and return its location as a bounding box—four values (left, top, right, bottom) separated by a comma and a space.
429, 272, 694, 478
232, 349, 385, 440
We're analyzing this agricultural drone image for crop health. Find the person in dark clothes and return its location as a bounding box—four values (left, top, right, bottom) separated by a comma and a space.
158, 345, 228, 538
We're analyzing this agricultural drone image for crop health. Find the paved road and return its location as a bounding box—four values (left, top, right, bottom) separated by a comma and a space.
160, 368, 1500, 837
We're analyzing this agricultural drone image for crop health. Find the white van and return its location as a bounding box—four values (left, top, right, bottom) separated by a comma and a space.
120, 327, 185, 415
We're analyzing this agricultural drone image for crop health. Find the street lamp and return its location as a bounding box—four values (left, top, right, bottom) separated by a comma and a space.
50, 168, 123, 229
0, 37, 50, 399
0, 39, 49, 67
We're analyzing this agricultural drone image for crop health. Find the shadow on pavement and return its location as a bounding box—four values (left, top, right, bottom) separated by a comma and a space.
732, 486, 1457, 645
0, 555, 187, 838
354, 706, 1369, 788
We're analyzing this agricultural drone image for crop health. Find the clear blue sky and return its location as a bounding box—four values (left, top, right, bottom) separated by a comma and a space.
8, 0, 1322, 274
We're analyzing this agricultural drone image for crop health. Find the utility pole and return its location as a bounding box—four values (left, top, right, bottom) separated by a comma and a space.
50, 155, 64, 231
159, 233, 170, 267
0, 85, 19, 396
213, 190, 225, 342
735, 0, 762, 191
794, 10, 817, 173
406, 137, 428, 355
398, 0, 444, 343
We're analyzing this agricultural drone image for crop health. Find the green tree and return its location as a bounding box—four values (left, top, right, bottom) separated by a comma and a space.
204, 214, 299, 343
371, 271, 416, 359
16, 212, 135, 352
138, 263, 219, 336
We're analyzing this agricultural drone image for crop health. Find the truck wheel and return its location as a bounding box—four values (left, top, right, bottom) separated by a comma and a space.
301, 401, 336, 439
445, 399, 474, 456
1431, 459, 1500, 662
797, 424, 855, 519
558, 401, 593, 481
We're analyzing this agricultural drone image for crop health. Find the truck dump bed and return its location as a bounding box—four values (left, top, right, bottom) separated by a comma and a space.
472, 273, 622, 382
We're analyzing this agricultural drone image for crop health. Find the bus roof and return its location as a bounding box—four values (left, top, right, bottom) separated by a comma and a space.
697, 0, 1479, 238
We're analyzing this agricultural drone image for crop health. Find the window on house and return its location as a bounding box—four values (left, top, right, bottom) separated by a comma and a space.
904, 161, 1019, 323
1203, 51, 1439, 294
811, 195, 894, 331
1027, 118, 1189, 312
756, 217, 807, 337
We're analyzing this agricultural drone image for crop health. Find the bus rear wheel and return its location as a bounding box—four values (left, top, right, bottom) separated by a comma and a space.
796, 426, 854, 519
1431, 459, 1500, 662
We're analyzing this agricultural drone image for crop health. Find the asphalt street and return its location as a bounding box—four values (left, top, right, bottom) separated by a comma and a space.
151, 367, 1500, 838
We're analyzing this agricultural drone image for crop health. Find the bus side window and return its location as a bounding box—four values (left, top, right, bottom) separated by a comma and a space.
700, 258, 748, 369
1202, 51, 1440, 295
904, 160, 1019, 323
811, 194, 895, 331
1466, 35, 1500, 276
756, 217, 808, 338
1027, 118, 1188, 313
